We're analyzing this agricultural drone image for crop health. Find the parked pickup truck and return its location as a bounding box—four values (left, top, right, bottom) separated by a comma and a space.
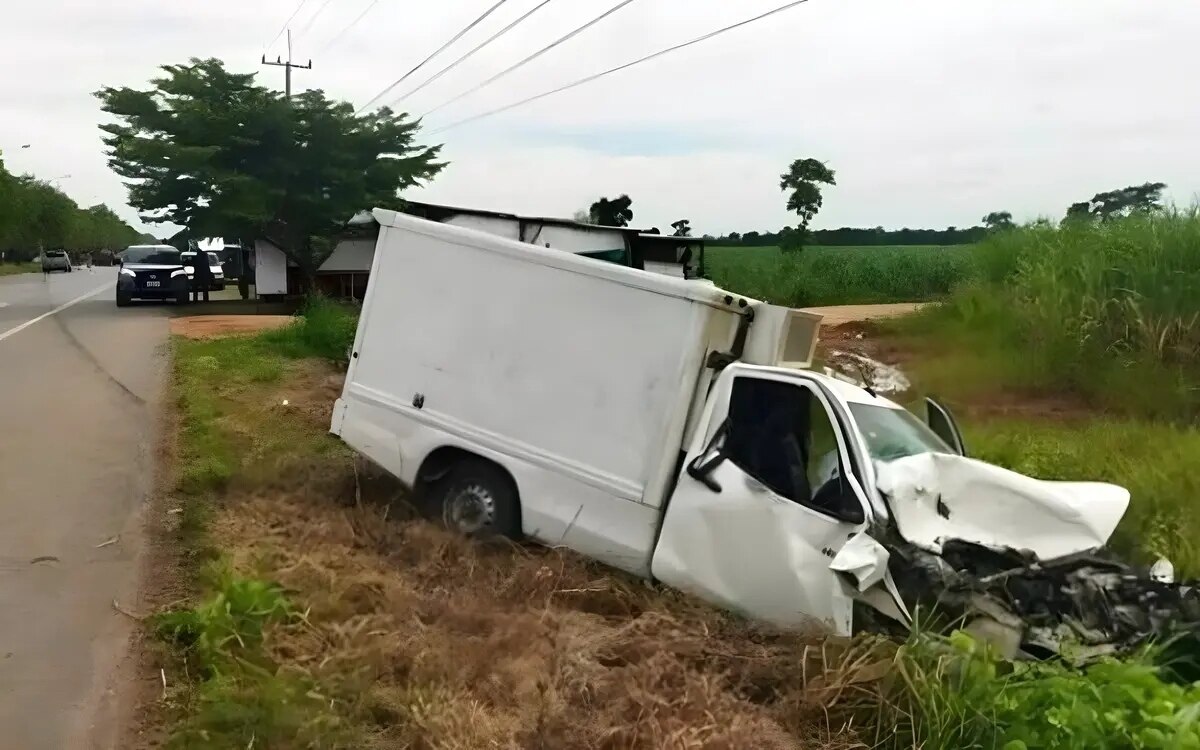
332, 210, 1197, 657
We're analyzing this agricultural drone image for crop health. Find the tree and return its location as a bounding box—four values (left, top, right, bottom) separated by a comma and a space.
1064, 182, 1168, 223
646, 227, 660, 235
727, 231, 741, 242
572, 208, 591, 223
96, 58, 444, 281
670, 219, 691, 237
779, 158, 836, 251
982, 211, 1014, 231
589, 194, 633, 227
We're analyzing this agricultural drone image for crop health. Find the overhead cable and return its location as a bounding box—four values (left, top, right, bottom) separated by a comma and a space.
265, 0, 312, 52
315, 0, 383, 55
383, 0, 560, 109
357, 0, 513, 113
429, 0, 812, 134
420, 0, 641, 118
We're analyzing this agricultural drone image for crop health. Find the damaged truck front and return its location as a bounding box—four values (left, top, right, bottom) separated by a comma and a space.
333, 210, 1197, 659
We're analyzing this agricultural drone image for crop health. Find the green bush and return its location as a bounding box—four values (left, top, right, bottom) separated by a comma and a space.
881, 631, 1200, 750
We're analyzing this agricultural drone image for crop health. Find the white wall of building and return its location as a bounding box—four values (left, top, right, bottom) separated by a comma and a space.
254, 239, 288, 295
444, 215, 521, 241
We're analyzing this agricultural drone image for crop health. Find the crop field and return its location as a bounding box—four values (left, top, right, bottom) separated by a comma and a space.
705, 244, 974, 307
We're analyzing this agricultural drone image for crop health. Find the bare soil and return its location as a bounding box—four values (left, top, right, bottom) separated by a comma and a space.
169, 314, 294, 339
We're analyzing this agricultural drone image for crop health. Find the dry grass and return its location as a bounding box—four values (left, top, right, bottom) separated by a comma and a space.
182, 344, 885, 749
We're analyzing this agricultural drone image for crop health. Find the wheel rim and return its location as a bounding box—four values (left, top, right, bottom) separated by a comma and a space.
443, 482, 496, 534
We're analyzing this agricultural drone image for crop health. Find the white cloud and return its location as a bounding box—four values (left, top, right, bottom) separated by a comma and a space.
3, 0, 1199, 235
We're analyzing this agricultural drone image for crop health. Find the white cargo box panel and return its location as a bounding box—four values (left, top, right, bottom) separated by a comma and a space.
342, 209, 740, 505
741, 305, 822, 369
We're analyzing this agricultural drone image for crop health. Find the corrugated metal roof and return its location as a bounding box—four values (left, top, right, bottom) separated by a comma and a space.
318, 237, 375, 273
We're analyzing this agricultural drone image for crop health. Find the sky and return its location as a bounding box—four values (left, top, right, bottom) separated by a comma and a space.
2, 0, 1199, 236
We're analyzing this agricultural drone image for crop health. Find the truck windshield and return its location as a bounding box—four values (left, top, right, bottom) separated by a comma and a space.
848, 402, 952, 462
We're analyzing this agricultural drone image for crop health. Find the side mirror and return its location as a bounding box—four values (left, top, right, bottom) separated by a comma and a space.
686, 420, 729, 493
811, 477, 865, 525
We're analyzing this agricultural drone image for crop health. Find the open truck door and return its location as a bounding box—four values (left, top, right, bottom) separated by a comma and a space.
925, 397, 967, 457
650, 365, 874, 635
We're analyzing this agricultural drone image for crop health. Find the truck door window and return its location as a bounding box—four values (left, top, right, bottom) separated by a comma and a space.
725, 377, 854, 517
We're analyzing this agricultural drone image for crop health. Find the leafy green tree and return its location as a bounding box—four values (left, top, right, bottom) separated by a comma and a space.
670, 219, 691, 237
1065, 182, 1167, 223
96, 58, 445, 281
589, 194, 634, 227
779, 158, 836, 251
982, 210, 1014, 231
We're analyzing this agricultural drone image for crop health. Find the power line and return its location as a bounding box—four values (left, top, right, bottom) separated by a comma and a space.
383, 0, 560, 110
430, 0, 812, 134
421, 0, 640, 119
265, 0, 312, 52
295, 0, 341, 40
315, 0, 382, 55
357, 0, 513, 114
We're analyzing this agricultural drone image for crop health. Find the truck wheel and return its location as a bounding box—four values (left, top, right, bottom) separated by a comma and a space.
430, 459, 520, 539
116, 290, 131, 307
175, 288, 189, 305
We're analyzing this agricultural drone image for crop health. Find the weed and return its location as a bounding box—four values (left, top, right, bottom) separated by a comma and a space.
0, 261, 39, 277
260, 295, 359, 363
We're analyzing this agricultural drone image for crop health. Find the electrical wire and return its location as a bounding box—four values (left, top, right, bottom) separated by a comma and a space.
420, 0, 640, 119
357, 0, 513, 113
265, 0, 312, 52
429, 0, 812, 134
315, 0, 382, 55
383, 0, 560, 109
295, 0, 342, 39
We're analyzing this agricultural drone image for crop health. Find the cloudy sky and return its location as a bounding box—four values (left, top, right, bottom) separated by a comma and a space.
3, 0, 1198, 235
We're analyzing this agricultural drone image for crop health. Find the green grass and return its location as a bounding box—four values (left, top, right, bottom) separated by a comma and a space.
905, 212, 1200, 420
161, 303, 363, 748
0, 261, 38, 277
706, 244, 974, 306
259, 295, 359, 363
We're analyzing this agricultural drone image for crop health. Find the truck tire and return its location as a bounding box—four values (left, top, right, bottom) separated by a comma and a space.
429, 459, 520, 539
116, 290, 131, 307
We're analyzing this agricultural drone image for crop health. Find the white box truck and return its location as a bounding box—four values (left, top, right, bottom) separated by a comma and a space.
331, 210, 1145, 644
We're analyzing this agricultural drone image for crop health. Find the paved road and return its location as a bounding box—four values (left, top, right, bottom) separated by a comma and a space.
0, 268, 172, 749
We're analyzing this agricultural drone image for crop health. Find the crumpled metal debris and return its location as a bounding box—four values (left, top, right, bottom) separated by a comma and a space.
869, 452, 1198, 662
885, 538, 1200, 662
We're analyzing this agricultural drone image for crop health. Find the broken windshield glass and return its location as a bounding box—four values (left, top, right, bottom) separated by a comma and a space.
848, 403, 951, 462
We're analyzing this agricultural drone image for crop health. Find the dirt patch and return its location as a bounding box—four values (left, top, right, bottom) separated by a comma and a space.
170, 315, 294, 339
805, 303, 924, 328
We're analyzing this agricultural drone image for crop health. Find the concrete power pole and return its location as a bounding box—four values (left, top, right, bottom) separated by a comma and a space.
261, 29, 312, 99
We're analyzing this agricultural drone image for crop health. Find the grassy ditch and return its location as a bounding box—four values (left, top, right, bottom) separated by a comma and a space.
706, 244, 974, 307
155, 298, 1199, 748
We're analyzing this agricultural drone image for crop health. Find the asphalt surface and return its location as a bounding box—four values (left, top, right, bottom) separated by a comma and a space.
0, 267, 172, 749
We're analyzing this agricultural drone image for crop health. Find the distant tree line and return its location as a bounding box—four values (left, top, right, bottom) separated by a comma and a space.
0, 152, 142, 263
712, 225, 989, 247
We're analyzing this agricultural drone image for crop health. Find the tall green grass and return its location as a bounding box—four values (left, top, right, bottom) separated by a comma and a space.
706, 245, 974, 306
908, 210, 1200, 418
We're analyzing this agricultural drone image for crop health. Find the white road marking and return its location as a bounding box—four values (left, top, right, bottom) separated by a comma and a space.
0, 283, 111, 344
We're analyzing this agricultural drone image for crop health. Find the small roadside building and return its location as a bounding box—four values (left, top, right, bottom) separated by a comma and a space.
308, 201, 705, 300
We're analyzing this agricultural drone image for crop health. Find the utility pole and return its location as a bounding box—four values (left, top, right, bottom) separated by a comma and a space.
261, 29, 311, 99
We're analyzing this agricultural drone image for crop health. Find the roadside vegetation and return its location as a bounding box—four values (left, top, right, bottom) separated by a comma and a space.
0, 261, 38, 277
146, 295, 1199, 748
706, 244, 973, 307
868, 209, 1200, 575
